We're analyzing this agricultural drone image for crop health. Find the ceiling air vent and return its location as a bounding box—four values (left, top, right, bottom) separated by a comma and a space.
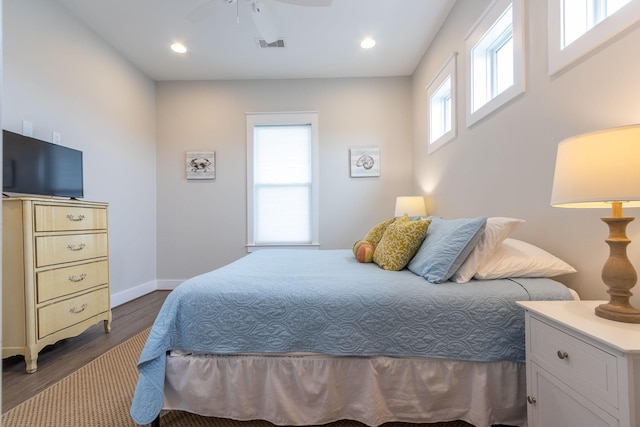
257, 39, 286, 48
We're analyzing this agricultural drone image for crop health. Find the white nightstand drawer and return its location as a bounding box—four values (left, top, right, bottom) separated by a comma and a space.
531, 362, 619, 427
530, 317, 619, 409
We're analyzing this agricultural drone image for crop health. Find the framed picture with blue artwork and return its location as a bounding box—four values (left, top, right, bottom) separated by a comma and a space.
349, 147, 380, 177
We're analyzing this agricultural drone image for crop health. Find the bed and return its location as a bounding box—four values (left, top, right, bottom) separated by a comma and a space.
130, 240, 576, 427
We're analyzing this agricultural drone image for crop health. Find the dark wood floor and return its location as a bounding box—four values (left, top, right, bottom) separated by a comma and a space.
2, 290, 170, 413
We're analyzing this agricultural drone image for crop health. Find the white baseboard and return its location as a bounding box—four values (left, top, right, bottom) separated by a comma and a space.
110, 279, 185, 308
156, 280, 183, 290
110, 280, 158, 308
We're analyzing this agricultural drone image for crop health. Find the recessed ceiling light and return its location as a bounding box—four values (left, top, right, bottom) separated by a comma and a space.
360, 38, 376, 49
170, 42, 187, 54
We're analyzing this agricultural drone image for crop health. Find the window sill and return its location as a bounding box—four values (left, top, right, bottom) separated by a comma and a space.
247, 244, 320, 253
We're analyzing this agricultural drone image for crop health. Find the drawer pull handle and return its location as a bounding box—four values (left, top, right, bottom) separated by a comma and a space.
66, 214, 86, 222
68, 273, 87, 283
67, 243, 86, 251
69, 303, 87, 314
557, 350, 569, 360
527, 396, 537, 404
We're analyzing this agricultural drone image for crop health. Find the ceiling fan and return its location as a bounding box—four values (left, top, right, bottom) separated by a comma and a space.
186, 0, 332, 44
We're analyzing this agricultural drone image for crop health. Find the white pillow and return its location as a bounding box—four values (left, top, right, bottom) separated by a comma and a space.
474, 238, 576, 280
451, 217, 525, 283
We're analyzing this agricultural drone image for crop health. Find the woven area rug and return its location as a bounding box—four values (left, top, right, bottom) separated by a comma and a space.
2, 329, 473, 427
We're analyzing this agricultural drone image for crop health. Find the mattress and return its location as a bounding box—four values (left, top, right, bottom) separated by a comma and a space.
130, 249, 574, 424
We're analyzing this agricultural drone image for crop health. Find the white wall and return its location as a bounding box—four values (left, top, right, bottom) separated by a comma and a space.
412, 0, 640, 307
156, 78, 414, 280
10, 0, 629, 309
3, 0, 158, 304
3, 1, 415, 295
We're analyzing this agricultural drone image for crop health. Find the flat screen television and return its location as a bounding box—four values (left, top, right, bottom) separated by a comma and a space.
3, 129, 84, 199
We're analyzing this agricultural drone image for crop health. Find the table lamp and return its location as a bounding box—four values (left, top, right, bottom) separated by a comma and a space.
395, 196, 427, 219
550, 124, 640, 323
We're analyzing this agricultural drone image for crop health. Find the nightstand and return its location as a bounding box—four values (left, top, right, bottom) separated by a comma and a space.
517, 300, 640, 427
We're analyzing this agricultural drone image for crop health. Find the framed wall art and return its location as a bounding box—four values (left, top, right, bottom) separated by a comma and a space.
349, 147, 380, 178
186, 151, 216, 180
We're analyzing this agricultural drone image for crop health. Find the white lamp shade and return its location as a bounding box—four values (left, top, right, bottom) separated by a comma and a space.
550, 125, 640, 209
395, 196, 427, 217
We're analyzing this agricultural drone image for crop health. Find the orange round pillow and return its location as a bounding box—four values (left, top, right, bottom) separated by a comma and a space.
354, 240, 374, 263
353, 239, 368, 256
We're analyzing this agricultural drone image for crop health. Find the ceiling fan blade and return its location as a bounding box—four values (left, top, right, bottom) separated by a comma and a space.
275, 0, 332, 6
251, 1, 278, 43
185, 0, 219, 24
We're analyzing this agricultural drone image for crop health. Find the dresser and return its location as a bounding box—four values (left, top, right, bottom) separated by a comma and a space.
518, 300, 640, 427
2, 197, 112, 373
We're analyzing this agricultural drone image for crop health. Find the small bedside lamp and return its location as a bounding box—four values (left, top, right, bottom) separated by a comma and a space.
550, 124, 640, 323
395, 196, 427, 219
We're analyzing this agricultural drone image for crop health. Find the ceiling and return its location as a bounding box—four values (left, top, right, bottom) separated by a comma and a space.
55, 0, 456, 81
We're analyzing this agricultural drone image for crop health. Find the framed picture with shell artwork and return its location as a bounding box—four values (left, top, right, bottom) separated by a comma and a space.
186, 151, 216, 180
349, 147, 380, 178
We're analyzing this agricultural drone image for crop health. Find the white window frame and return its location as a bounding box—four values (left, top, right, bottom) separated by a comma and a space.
246, 112, 320, 252
427, 53, 457, 154
548, 0, 640, 75
465, 0, 525, 127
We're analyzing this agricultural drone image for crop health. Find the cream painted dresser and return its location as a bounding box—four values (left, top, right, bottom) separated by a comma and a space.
518, 300, 640, 427
2, 197, 112, 373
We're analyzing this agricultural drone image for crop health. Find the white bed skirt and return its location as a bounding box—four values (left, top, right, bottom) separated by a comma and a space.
163, 352, 527, 427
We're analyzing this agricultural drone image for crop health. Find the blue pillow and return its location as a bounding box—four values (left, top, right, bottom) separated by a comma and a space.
408, 216, 487, 283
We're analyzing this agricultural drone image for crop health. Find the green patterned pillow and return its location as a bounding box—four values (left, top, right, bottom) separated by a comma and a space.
373, 217, 431, 271
364, 218, 396, 247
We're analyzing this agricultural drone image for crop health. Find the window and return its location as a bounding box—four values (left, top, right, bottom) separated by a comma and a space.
465, 0, 525, 126
549, 0, 640, 74
562, 0, 631, 47
493, 33, 514, 94
246, 112, 319, 251
427, 53, 457, 153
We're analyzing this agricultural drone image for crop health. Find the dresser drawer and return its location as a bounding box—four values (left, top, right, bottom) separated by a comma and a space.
34, 204, 107, 232
35, 233, 108, 267
36, 260, 109, 303
38, 287, 109, 339
530, 317, 619, 408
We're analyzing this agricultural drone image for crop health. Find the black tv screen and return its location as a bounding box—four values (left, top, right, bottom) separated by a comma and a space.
3, 129, 84, 198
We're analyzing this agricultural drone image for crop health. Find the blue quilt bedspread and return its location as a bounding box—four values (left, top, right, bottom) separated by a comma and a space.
130, 249, 573, 424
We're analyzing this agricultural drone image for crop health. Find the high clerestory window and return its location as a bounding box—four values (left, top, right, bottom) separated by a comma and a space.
548, 0, 640, 74
428, 53, 457, 153
466, 0, 525, 126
